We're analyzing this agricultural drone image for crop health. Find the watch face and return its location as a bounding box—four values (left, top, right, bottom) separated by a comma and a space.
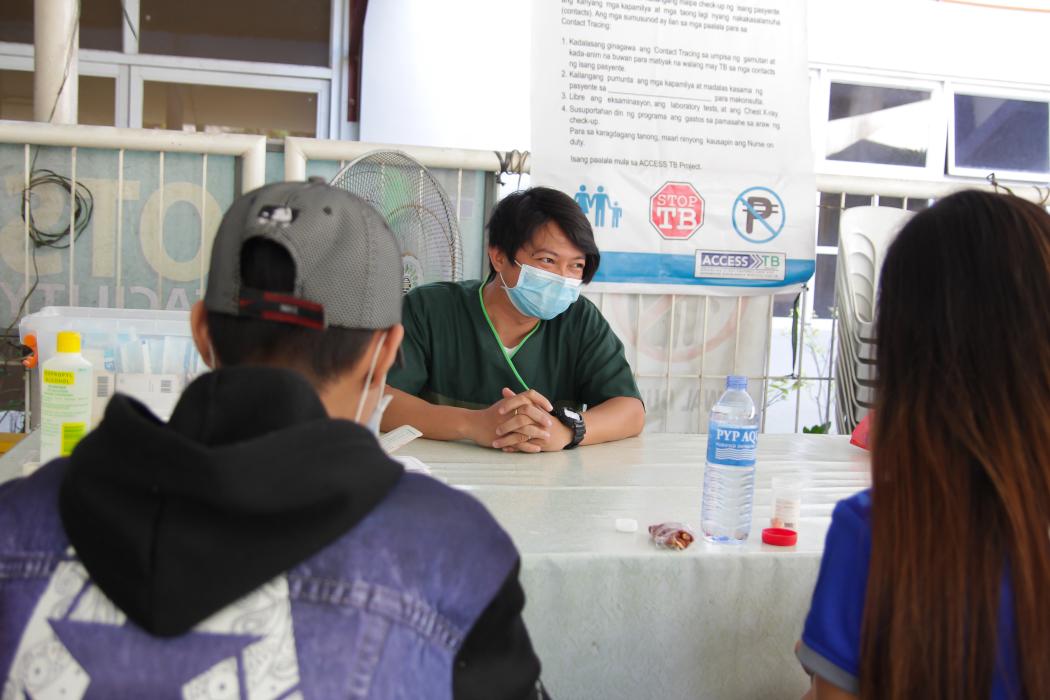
564, 409, 581, 421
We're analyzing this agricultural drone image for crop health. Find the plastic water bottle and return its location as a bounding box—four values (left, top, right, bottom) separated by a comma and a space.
701, 375, 758, 543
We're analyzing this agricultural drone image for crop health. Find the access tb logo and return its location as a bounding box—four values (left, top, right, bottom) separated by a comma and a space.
650, 182, 705, 240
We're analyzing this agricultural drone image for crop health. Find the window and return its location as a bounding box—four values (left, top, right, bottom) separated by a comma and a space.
826, 82, 933, 167
0, 0, 123, 51
0, 0, 346, 136
80, 0, 124, 52
951, 93, 1050, 178
0, 1, 32, 45
0, 68, 31, 120
142, 80, 318, 137
0, 69, 116, 126
139, 0, 331, 66
79, 75, 117, 126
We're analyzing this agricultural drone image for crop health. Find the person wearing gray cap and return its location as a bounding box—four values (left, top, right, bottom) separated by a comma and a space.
0, 180, 548, 700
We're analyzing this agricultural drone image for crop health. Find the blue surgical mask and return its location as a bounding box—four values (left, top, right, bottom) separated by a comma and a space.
500, 262, 583, 320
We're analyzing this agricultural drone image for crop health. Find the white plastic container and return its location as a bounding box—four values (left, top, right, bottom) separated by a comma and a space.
40, 331, 94, 463
770, 475, 802, 530
19, 307, 204, 426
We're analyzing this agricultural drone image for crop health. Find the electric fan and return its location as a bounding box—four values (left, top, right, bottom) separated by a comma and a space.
330, 151, 463, 293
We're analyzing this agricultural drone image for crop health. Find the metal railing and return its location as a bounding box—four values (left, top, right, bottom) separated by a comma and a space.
1, 122, 266, 188
0, 121, 265, 316
284, 137, 529, 181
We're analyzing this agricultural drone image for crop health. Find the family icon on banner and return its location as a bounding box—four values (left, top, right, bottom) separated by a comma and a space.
575, 185, 623, 229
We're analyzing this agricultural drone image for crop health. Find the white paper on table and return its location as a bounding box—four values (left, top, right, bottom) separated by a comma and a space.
393, 455, 432, 475
379, 425, 422, 454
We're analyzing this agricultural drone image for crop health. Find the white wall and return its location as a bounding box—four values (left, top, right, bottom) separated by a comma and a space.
808, 0, 1050, 87
359, 0, 531, 151
360, 0, 1050, 151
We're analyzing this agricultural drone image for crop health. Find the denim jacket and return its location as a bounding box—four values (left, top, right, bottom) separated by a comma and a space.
0, 459, 520, 700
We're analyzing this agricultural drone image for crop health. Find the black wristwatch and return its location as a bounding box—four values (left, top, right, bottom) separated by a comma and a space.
552, 406, 586, 450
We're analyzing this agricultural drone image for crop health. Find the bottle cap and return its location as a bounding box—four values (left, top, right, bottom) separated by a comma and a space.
761, 527, 798, 547
726, 375, 747, 390
56, 331, 81, 354
615, 518, 638, 533
21, 333, 38, 369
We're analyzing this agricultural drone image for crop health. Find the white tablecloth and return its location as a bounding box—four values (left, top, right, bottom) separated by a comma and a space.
0, 431, 36, 484
401, 435, 871, 700
0, 433, 870, 699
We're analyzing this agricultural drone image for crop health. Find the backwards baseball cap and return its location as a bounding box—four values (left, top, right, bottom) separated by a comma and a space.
204, 178, 403, 330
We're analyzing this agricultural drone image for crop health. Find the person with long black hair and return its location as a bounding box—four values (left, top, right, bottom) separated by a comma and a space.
797, 190, 1050, 699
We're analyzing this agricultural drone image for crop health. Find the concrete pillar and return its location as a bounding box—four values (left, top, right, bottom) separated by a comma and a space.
34, 0, 79, 124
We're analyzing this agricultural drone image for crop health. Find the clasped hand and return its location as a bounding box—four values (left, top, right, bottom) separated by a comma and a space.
470, 388, 572, 453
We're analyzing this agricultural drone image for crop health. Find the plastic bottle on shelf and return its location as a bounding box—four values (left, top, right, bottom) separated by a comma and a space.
701, 375, 758, 543
39, 331, 94, 464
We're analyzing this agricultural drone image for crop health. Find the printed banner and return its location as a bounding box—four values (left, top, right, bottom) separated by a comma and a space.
531, 0, 815, 295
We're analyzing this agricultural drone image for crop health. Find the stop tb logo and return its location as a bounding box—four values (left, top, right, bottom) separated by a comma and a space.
649, 182, 705, 240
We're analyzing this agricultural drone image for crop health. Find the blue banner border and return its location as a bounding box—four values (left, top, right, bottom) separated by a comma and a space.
592, 251, 815, 288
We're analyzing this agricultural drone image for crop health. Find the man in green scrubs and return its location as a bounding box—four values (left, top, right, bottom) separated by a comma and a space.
382, 186, 645, 452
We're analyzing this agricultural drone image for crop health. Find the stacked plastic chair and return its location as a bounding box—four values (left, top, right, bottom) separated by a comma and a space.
834, 206, 913, 434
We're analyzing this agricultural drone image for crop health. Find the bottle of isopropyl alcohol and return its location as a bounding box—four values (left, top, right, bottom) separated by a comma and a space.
40, 331, 94, 463
701, 375, 759, 543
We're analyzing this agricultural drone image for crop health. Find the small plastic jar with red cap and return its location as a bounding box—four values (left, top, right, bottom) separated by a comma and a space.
761, 527, 798, 547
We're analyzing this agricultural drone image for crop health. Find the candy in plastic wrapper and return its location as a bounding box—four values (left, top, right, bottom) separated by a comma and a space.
648, 522, 695, 550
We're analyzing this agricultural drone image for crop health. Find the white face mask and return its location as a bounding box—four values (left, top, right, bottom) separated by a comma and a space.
354, 332, 390, 436
366, 393, 393, 436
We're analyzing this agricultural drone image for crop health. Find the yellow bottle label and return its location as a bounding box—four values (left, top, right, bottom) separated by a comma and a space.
60, 422, 87, 456
44, 370, 75, 385
40, 355, 92, 464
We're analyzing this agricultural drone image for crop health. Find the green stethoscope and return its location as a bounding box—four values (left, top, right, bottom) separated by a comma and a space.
478, 282, 539, 392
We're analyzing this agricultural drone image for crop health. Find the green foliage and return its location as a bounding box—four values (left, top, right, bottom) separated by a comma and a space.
802, 422, 831, 434
766, 374, 804, 406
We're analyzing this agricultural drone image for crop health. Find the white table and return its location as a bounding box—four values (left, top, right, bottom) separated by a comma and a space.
0, 433, 870, 699
401, 434, 870, 700
0, 430, 37, 484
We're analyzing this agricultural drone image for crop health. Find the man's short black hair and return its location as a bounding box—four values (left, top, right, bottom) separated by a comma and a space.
206, 238, 373, 385
487, 187, 600, 283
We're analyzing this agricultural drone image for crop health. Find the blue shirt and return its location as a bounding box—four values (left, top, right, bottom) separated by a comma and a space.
798, 490, 1021, 698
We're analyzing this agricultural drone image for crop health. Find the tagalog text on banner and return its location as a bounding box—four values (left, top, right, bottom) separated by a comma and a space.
531, 0, 815, 295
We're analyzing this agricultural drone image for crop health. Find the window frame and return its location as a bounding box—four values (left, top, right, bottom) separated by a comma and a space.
0, 51, 125, 126
812, 67, 949, 181
129, 65, 330, 138
0, 0, 349, 137
947, 82, 1050, 183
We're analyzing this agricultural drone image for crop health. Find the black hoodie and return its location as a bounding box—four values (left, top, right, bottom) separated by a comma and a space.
58, 366, 545, 699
